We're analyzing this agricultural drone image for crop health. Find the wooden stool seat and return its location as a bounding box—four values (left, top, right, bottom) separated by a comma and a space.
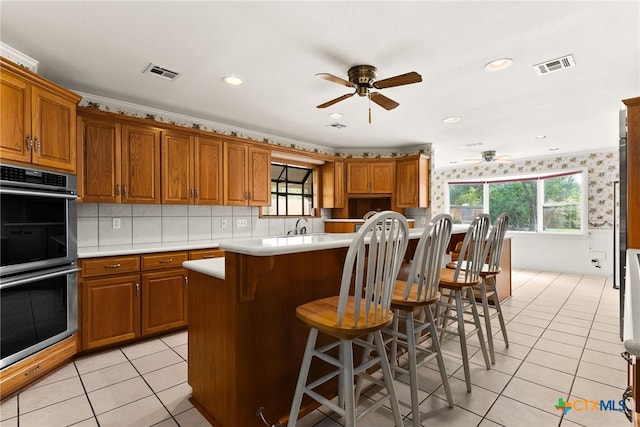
296, 296, 394, 339
438, 267, 481, 290
390, 281, 440, 309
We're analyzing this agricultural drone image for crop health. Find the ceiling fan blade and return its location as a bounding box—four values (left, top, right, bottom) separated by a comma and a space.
370, 92, 399, 110
373, 71, 422, 89
316, 73, 356, 88
316, 92, 354, 109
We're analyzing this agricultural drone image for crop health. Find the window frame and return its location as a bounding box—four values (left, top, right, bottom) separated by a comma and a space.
446, 168, 588, 235
261, 162, 318, 217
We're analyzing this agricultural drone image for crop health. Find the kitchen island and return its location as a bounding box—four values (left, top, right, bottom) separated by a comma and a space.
183, 231, 423, 427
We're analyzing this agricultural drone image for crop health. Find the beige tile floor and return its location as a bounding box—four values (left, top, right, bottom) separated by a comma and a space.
0, 269, 632, 427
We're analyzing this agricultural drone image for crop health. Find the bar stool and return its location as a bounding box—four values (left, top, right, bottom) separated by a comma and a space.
287, 211, 409, 427
435, 214, 491, 393
385, 214, 455, 427
449, 213, 510, 364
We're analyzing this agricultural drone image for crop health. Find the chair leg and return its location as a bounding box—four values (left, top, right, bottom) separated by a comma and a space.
425, 307, 453, 408
353, 333, 375, 403
454, 289, 473, 393
490, 275, 510, 347
288, 328, 319, 427
405, 311, 421, 427
479, 279, 495, 364
439, 291, 454, 343
340, 339, 356, 427
466, 287, 490, 370
373, 330, 404, 427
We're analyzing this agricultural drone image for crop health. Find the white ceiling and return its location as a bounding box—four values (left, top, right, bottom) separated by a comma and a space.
1, 1, 638, 168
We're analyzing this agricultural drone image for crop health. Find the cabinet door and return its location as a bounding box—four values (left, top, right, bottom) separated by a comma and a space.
322, 161, 345, 208
396, 155, 430, 208
31, 86, 77, 172
194, 136, 223, 205
0, 71, 31, 163
224, 143, 248, 205
141, 269, 188, 335
81, 275, 141, 350
248, 146, 271, 206
78, 116, 121, 203
122, 125, 161, 204
346, 162, 370, 193
370, 162, 394, 193
161, 131, 193, 204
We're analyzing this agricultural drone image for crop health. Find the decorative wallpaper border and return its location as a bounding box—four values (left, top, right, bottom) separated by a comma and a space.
78, 93, 431, 159
431, 151, 619, 229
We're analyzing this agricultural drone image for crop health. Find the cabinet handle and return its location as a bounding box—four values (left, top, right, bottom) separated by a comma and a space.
34, 137, 41, 153
115, 184, 121, 196
190, 189, 194, 199
159, 259, 173, 264
24, 364, 40, 376
135, 283, 140, 296
194, 188, 198, 199
122, 185, 127, 197
26, 135, 33, 151
104, 263, 121, 269
184, 276, 188, 288
248, 191, 252, 200
202, 255, 215, 259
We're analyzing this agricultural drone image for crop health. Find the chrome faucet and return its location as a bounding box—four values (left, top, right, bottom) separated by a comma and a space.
294, 217, 308, 235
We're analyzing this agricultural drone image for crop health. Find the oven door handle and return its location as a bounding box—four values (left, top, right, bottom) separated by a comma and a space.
0, 188, 78, 200
0, 266, 81, 289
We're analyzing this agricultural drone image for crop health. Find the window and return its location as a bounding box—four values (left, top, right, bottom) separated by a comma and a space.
447, 171, 585, 233
262, 163, 314, 216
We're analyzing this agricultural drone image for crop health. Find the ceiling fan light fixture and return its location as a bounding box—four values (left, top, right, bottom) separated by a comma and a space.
484, 58, 513, 72
443, 117, 461, 123
222, 75, 243, 86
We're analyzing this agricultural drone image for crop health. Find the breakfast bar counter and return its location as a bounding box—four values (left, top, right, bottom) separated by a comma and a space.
184, 231, 422, 427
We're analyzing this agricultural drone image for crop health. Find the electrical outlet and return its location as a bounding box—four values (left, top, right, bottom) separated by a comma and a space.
421, 217, 427, 225
112, 218, 121, 230
221, 219, 227, 229
237, 218, 248, 228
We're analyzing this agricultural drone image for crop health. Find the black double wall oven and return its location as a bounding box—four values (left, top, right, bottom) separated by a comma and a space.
0, 163, 79, 370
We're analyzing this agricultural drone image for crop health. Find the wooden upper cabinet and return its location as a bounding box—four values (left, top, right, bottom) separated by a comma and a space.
0, 57, 80, 172
78, 115, 160, 204
161, 131, 193, 204
395, 155, 430, 208
194, 136, 223, 205
346, 161, 394, 194
122, 124, 161, 204
625, 97, 640, 248
224, 142, 271, 206
77, 116, 121, 203
322, 161, 345, 209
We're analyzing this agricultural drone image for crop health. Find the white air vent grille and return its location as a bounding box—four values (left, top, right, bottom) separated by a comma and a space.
325, 123, 346, 129
143, 63, 181, 81
533, 54, 575, 75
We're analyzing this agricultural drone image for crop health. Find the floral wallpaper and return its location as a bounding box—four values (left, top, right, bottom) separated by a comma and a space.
432, 150, 619, 229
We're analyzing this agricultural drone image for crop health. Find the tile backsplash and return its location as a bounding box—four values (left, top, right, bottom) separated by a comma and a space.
77, 204, 328, 248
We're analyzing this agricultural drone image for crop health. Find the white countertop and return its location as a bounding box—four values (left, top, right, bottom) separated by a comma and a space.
324, 218, 415, 223
183, 257, 225, 280
77, 239, 234, 258
219, 228, 426, 256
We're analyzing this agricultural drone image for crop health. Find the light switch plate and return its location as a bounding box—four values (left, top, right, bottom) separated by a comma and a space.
112, 218, 121, 230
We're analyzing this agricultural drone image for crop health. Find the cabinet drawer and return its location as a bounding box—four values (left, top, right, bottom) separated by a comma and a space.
81, 256, 140, 278
189, 249, 225, 260
142, 252, 188, 270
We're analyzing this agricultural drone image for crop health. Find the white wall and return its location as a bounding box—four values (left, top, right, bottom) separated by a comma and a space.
432, 150, 619, 277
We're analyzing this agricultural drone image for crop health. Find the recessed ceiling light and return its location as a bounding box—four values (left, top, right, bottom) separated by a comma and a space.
328, 112, 343, 119
449, 161, 458, 164
484, 58, 513, 72
549, 147, 560, 151
534, 135, 547, 140
443, 117, 461, 123
222, 76, 243, 86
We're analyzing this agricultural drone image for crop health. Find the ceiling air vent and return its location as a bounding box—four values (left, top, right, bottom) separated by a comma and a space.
533, 54, 575, 75
325, 122, 346, 130
143, 63, 181, 81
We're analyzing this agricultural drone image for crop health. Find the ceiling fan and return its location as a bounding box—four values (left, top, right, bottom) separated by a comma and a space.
316, 65, 422, 122
464, 150, 513, 165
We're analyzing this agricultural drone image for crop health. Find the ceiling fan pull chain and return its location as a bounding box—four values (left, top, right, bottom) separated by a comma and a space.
368, 94, 372, 124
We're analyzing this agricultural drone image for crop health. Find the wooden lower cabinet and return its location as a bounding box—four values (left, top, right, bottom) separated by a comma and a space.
0, 335, 77, 400
141, 269, 188, 335
82, 274, 141, 350
79, 251, 189, 351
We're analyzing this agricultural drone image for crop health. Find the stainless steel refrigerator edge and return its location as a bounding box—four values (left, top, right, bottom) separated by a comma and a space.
619, 107, 628, 340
